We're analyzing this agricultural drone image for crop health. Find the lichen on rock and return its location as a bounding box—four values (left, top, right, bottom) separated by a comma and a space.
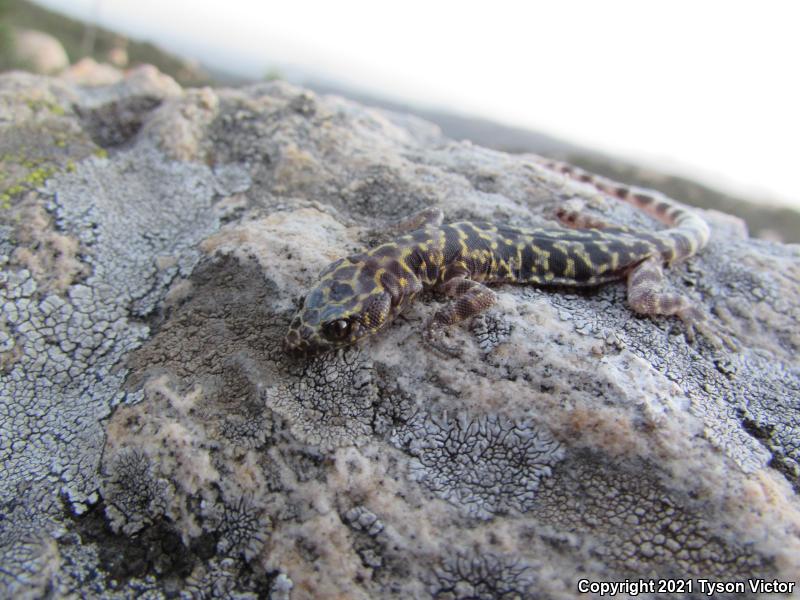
430, 551, 534, 600
1, 64, 799, 598
391, 410, 564, 519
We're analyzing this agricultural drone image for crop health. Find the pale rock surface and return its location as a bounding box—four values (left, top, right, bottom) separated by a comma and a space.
1, 65, 799, 599
61, 57, 126, 87
11, 29, 69, 75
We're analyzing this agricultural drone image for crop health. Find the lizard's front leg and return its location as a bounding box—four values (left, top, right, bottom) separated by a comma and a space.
424, 276, 497, 357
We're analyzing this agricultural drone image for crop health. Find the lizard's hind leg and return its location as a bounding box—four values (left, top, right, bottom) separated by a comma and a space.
555, 206, 632, 233
626, 256, 735, 349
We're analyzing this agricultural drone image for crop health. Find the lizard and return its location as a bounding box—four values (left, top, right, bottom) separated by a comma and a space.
283, 159, 728, 356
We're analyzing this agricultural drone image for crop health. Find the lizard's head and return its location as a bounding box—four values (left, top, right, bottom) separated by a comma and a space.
283, 257, 393, 355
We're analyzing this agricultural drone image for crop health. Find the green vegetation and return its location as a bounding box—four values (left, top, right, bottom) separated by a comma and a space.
1, 149, 57, 209
0, 112, 96, 211
264, 68, 284, 82
0, 163, 56, 208
1, 0, 210, 85
0, 0, 17, 70
24, 95, 65, 115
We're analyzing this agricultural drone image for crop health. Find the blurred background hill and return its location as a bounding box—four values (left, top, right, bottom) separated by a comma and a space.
0, 0, 209, 83
2, 0, 798, 242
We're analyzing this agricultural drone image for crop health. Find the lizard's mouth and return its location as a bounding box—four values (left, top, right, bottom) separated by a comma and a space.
282, 329, 308, 356
282, 322, 342, 356
282, 316, 321, 355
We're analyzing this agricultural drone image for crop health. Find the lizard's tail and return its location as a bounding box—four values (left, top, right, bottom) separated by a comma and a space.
536, 158, 711, 263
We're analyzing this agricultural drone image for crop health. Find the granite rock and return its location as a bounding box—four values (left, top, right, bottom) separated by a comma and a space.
1, 66, 799, 599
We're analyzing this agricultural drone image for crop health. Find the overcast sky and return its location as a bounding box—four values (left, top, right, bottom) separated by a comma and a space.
35, 0, 800, 209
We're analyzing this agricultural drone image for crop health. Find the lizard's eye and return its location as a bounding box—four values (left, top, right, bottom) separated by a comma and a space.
322, 319, 352, 341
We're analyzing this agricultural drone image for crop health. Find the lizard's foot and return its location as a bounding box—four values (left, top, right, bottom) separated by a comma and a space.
627, 257, 739, 352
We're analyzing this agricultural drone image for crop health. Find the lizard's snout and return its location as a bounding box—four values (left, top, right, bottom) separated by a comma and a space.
283, 325, 311, 356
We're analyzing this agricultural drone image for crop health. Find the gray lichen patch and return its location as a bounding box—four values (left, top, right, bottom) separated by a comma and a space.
264, 349, 378, 449
533, 451, 774, 580
469, 312, 513, 353
51, 149, 250, 316
0, 69, 254, 597
391, 410, 565, 519
430, 551, 535, 600
102, 447, 172, 536
6, 143, 246, 503
0, 263, 148, 513
9, 199, 89, 294
0, 480, 65, 599
343, 505, 385, 537
183, 557, 271, 599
